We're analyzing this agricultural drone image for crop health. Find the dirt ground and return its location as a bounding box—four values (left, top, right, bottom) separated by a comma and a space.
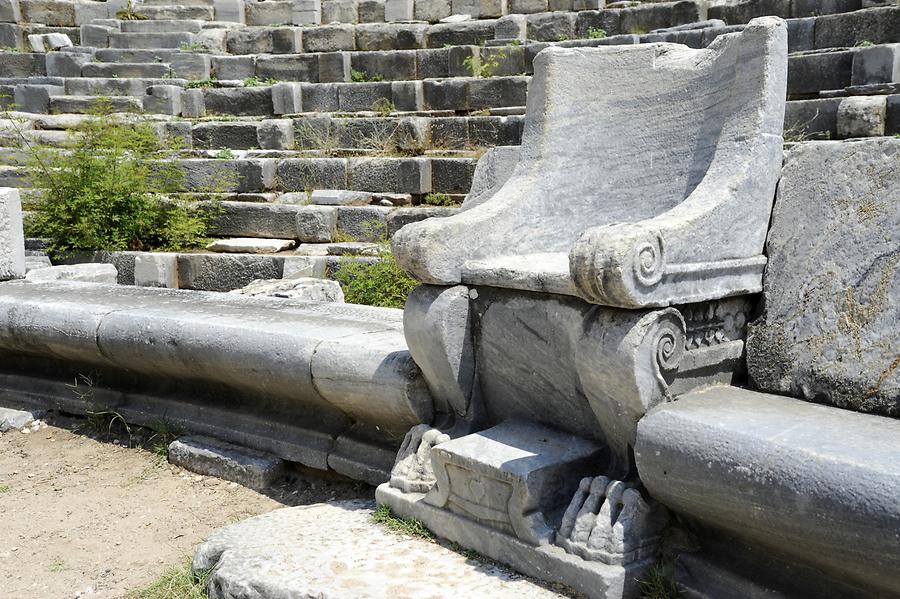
0, 412, 372, 599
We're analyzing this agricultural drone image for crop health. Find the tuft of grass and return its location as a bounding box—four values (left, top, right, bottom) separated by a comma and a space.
351, 68, 384, 83
372, 504, 434, 539
421, 192, 457, 207
587, 27, 607, 39
48, 559, 66, 573
371, 97, 395, 117
640, 559, 683, 599
129, 559, 210, 599
178, 41, 205, 52
0, 484, 11, 493
855, 40, 874, 47
116, 0, 148, 20
242, 76, 278, 87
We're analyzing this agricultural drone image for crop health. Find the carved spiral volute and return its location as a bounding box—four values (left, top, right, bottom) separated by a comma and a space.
633, 231, 665, 288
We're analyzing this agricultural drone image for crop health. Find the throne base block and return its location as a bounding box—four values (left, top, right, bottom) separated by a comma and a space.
376, 484, 652, 599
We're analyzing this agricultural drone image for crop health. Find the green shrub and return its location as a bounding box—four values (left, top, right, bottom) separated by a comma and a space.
14, 105, 212, 257
421, 192, 456, 207
333, 250, 419, 308
587, 27, 607, 39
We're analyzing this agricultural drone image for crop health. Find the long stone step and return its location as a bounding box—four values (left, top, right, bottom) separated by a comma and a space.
136, 5, 216, 20
81, 61, 172, 78
94, 48, 178, 62
108, 31, 197, 49
120, 19, 207, 33
0, 281, 431, 483
48, 94, 143, 114
64, 77, 187, 96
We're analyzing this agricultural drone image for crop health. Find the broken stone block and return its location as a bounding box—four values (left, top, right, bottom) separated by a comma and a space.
231, 276, 344, 302
143, 85, 183, 116
302, 23, 354, 53
0, 188, 25, 281
311, 189, 373, 206
257, 119, 294, 150
25, 263, 118, 283
0, 406, 44, 432
746, 138, 899, 417
26, 32, 72, 52
837, 95, 886, 137
389, 424, 450, 493
851, 43, 900, 87
169, 436, 284, 491
495, 13, 527, 39
45, 51, 91, 77
271, 81, 303, 115
206, 237, 296, 254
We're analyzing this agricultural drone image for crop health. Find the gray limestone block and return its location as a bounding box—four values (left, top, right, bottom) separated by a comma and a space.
191, 121, 258, 150
466, 76, 528, 110
298, 82, 339, 111
0, 52, 44, 77
232, 277, 344, 302
182, 88, 206, 118
276, 158, 348, 191
888, 94, 900, 135
447, 44, 478, 76
482, 44, 526, 76
176, 159, 274, 193
169, 436, 285, 491
708, 0, 790, 23
143, 85, 183, 116
0, 22, 24, 48
746, 138, 899, 416
526, 12, 576, 42
337, 81, 392, 111
27, 32, 72, 52
787, 50, 852, 98
358, 0, 384, 21
0, 406, 44, 432
430, 157, 476, 194
322, 0, 357, 22
547, 0, 572, 10
0, 188, 25, 281
134, 252, 179, 288
462, 145, 519, 207
783, 97, 840, 139
509, 0, 546, 13
814, 6, 900, 49
203, 87, 275, 117
836, 95, 886, 137
635, 386, 900, 598
25, 263, 118, 283
348, 157, 432, 194
108, 32, 195, 49
387, 206, 457, 237
385, 0, 414, 20
574, 9, 619, 37
212, 56, 257, 81
272, 82, 303, 115
256, 54, 319, 82
851, 43, 900, 86
310, 189, 373, 206
271, 28, 303, 53
295, 206, 338, 242
416, 0, 451, 21
495, 13, 527, 39
302, 23, 355, 53
208, 238, 296, 255
19, 0, 75, 26
44, 51, 90, 77
423, 78, 467, 111
335, 205, 391, 241
417, 47, 450, 78
0, 0, 21, 23
226, 27, 278, 54
214, 0, 245, 22
177, 253, 283, 290
791, 0, 861, 17
452, 0, 506, 18
350, 50, 418, 82
78, 23, 112, 48
426, 19, 496, 48
170, 53, 211, 81
207, 201, 305, 239
246, 0, 294, 25
317, 51, 350, 83
355, 23, 428, 51
81, 61, 170, 79
391, 80, 424, 111
293, 0, 322, 25
14, 83, 62, 114
258, 119, 294, 150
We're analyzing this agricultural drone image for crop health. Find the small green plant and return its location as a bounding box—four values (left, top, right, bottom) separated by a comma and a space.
68, 373, 134, 442
372, 504, 434, 539
640, 558, 683, 599
334, 250, 418, 308
48, 559, 66, 573
587, 27, 608, 39
351, 68, 384, 83
178, 41, 205, 52
185, 78, 216, 89
213, 147, 236, 160
0, 484, 11, 493
0, 46, 23, 53
421, 192, 456, 207
463, 48, 507, 78
7, 103, 212, 257
242, 76, 279, 87
855, 40, 874, 47
371, 97, 395, 116
129, 559, 211, 599
116, 0, 148, 20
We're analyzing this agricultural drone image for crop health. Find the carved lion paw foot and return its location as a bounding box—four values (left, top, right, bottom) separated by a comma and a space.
556, 476, 668, 565
389, 424, 451, 494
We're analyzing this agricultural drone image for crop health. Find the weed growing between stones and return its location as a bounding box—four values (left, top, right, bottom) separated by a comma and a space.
421, 192, 457, 207
186, 79, 217, 89
588, 27, 608, 39
129, 559, 210, 599
351, 68, 384, 83
333, 249, 418, 308
178, 41, 206, 52
4, 103, 214, 257
372, 504, 434, 539
242, 76, 279, 87
639, 558, 683, 599
116, 0, 148, 20
463, 48, 507, 78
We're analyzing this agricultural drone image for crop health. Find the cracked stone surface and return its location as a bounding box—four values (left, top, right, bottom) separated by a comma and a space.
195, 500, 568, 599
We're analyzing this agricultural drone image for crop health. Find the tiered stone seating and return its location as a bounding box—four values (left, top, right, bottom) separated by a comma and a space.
0, 0, 898, 290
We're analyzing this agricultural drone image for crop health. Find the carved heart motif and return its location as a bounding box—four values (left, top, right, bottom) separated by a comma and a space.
468, 477, 486, 503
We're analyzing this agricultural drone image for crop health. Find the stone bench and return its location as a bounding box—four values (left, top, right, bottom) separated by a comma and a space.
634, 137, 899, 597
0, 278, 433, 484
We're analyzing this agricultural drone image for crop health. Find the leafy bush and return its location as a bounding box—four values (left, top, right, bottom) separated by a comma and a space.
421, 192, 457, 207
13, 106, 212, 257
587, 27, 607, 39
333, 250, 418, 308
